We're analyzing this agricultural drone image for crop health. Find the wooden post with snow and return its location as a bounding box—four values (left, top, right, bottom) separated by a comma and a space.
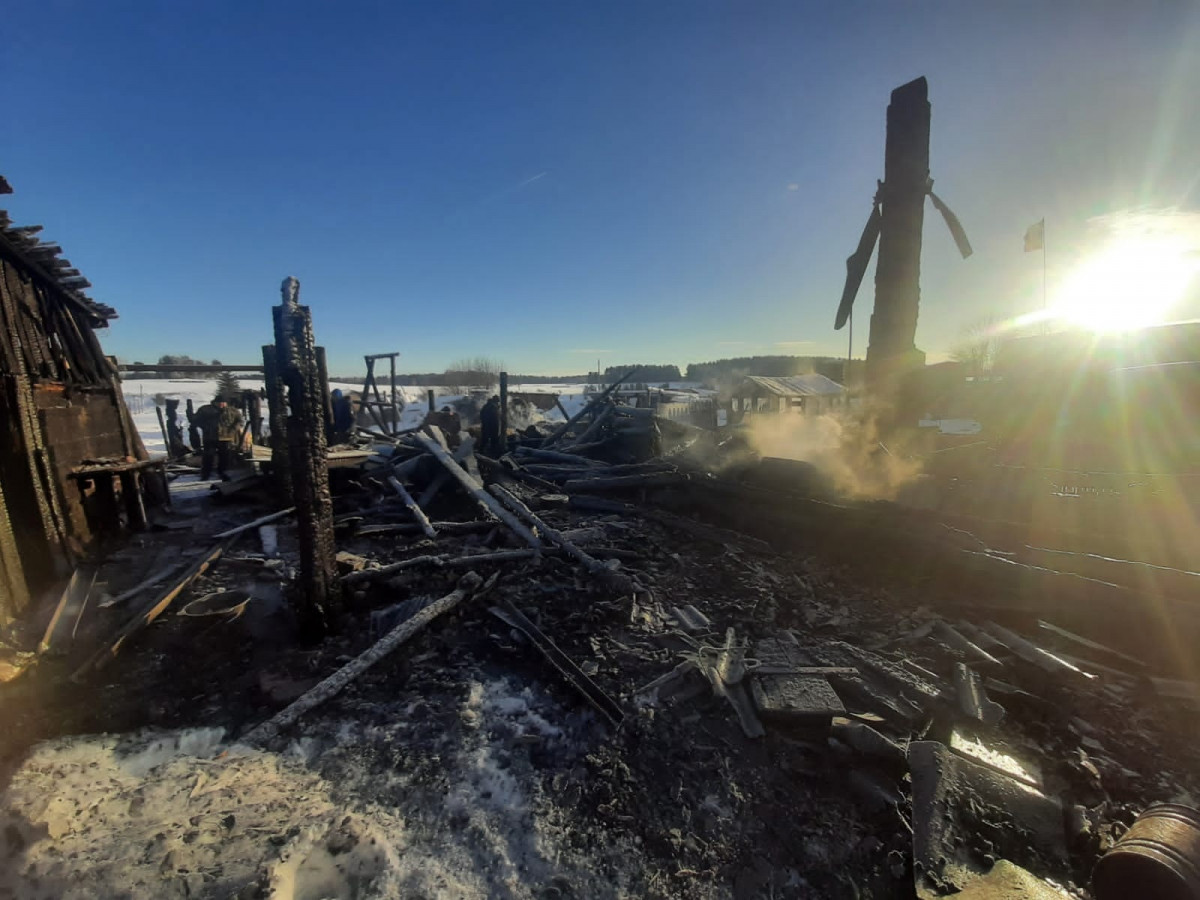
272, 277, 341, 631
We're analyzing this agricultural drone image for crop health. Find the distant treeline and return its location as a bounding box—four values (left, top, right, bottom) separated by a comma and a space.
684, 355, 848, 384
121, 354, 225, 379
603, 364, 683, 383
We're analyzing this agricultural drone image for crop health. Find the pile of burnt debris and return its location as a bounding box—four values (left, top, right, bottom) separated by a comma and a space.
3, 369, 1200, 899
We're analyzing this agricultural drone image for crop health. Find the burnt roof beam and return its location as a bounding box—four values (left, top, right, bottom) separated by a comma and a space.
0, 230, 114, 326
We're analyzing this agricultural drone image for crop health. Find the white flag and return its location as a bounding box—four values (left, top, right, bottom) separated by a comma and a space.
1024, 219, 1044, 252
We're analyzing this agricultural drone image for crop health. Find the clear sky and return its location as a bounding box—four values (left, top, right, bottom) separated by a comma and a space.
5, 1, 1199, 375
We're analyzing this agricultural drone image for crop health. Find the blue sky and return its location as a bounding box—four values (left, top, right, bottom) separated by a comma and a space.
5, 1, 1199, 375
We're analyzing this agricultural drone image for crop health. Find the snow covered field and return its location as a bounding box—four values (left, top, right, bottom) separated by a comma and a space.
121, 378, 714, 456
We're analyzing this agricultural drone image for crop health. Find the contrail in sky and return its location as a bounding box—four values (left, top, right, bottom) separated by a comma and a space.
485, 171, 548, 204
448, 171, 549, 221
515, 172, 547, 189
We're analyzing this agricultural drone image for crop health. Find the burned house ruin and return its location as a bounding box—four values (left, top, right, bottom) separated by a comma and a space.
0, 177, 150, 619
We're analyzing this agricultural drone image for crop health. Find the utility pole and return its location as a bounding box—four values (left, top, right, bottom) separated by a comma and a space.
866, 77, 931, 387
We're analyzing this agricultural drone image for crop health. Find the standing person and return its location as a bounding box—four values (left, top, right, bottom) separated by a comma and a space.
440, 405, 462, 449
215, 398, 245, 480
479, 395, 501, 457
193, 399, 221, 479
331, 389, 354, 437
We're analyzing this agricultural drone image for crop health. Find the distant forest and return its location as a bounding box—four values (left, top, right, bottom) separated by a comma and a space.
603, 364, 683, 382
120, 354, 225, 379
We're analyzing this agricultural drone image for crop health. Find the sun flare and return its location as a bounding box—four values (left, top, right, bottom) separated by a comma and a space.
1050, 232, 1199, 333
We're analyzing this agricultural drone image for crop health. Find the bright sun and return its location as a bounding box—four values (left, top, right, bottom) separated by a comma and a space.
1051, 234, 1199, 333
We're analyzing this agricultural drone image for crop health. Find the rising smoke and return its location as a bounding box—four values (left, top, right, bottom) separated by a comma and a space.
743, 402, 923, 501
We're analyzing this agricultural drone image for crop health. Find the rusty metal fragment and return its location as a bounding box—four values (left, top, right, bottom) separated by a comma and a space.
1093, 803, 1200, 900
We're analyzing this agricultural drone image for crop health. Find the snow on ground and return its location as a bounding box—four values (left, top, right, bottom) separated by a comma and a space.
122, 378, 580, 456
121, 377, 717, 456
123, 379, 361, 457
0, 676, 607, 900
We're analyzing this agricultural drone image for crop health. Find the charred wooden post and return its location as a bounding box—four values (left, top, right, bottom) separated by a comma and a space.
363, 353, 399, 435
261, 344, 290, 500
866, 77, 931, 387
411, 431, 542, 548
358, 355, 389, 434
118, 470, 147, 531
272, 277, 340, 630
246, 390, 264, 445
155, 405, 170, 458
315, 346, 334, 443
386, 475, 436, 539
499, 371, 509, 452
164, 399, 186, 456
185, 399, 201, 452
543, 368, 640, 448
427, 389, 435, 413
389, 353, 398, 436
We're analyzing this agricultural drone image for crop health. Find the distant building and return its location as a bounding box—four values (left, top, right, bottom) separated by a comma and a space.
727, 374, 847, 423
0, 179, 150, 619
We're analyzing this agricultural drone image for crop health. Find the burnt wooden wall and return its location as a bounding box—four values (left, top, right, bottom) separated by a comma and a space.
0, 239, 143, 621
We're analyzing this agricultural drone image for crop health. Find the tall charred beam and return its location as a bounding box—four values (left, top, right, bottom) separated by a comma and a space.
315, 345, 334, 442
262, 345, 290, 500
499, 371, 509, 450
272, 277, 340, 631
185, 399, 202, 452
866, 76, 930, 387
389, 354, 398, 437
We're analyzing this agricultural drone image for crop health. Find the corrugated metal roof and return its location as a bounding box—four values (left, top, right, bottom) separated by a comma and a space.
737, 374, 845, 396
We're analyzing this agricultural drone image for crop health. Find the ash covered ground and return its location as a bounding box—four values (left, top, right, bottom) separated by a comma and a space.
1, 453, 1198, 900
